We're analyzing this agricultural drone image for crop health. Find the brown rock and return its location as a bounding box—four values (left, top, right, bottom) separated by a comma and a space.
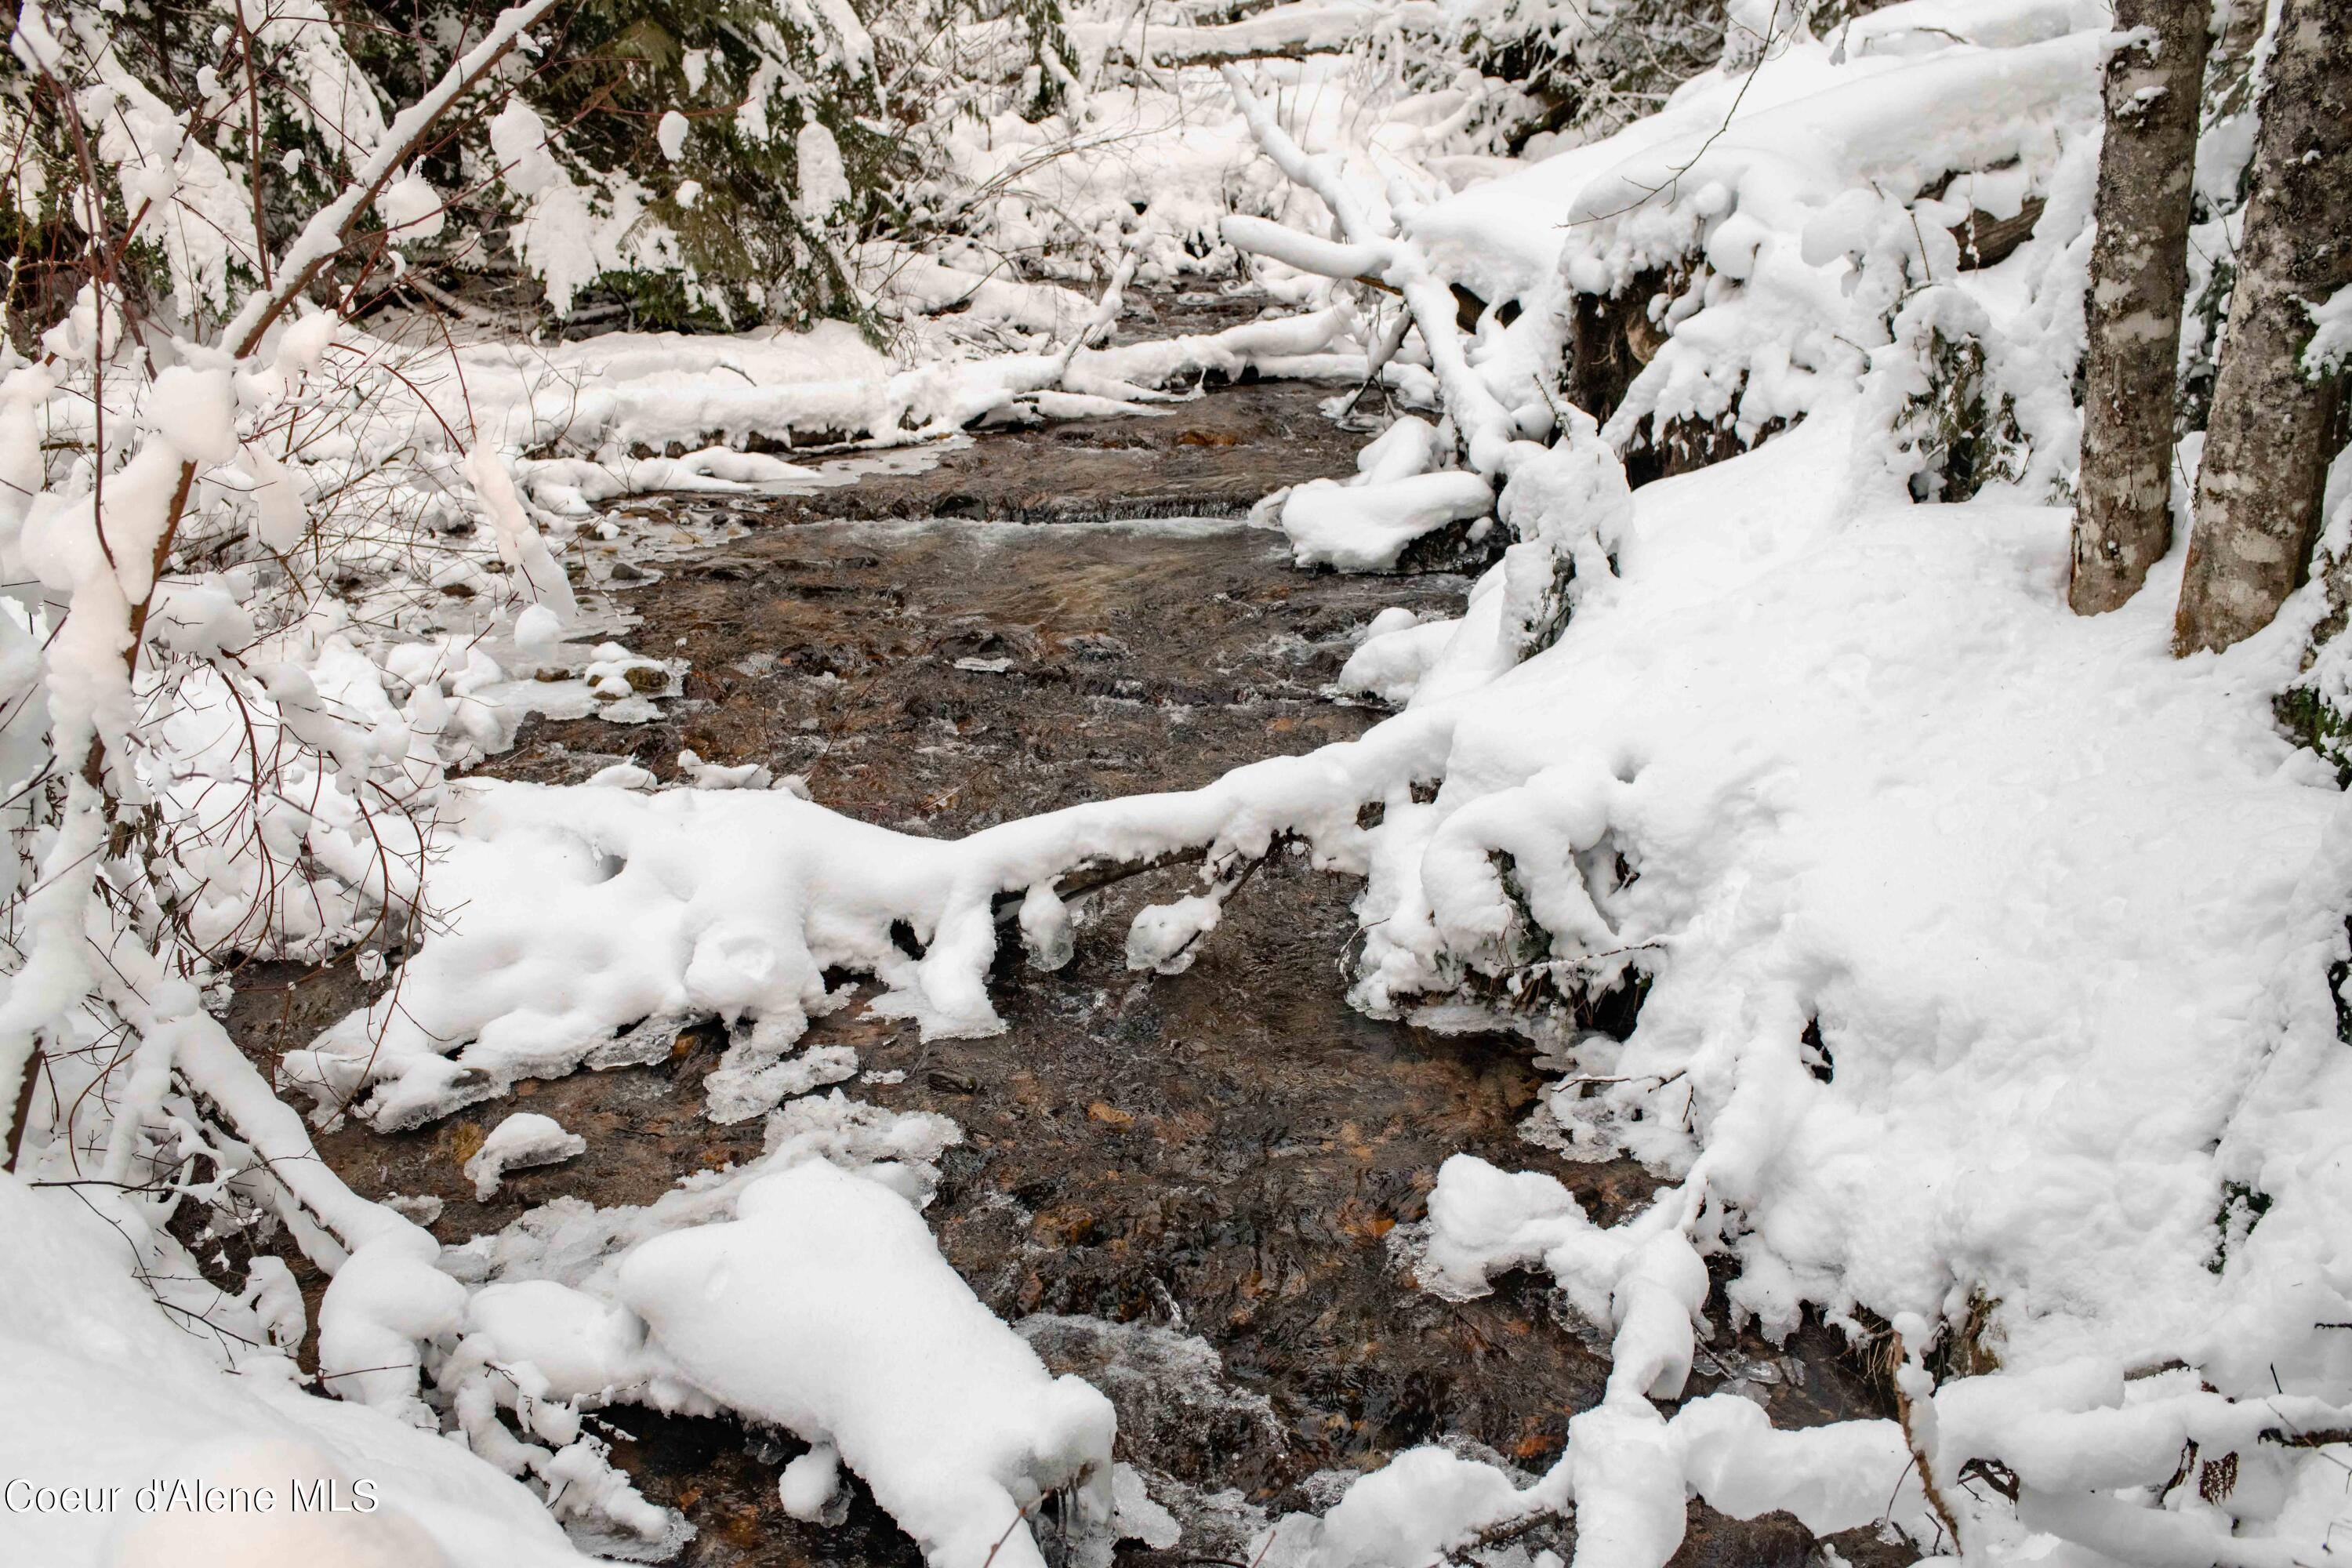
1666, 1503, 1817, 1568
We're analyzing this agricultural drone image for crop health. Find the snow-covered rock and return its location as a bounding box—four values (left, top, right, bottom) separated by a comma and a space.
617, 1161, 1117, 1568
464, 1113, 587, 1200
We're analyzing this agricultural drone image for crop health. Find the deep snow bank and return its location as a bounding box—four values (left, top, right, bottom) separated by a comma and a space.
1334, 401, 2352, 1563
0, 1181, 593, 1568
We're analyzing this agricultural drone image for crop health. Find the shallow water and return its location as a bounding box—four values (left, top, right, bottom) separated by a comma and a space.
232, 375, 1898, 1567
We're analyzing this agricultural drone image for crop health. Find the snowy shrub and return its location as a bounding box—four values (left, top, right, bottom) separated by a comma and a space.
0, 0, 1102, 338
347, 0, 917, 327
1440, 12, 2105, 506
0, 5, 702, 1546
1885, 314, 2032, 503
995, 0, 1083, 119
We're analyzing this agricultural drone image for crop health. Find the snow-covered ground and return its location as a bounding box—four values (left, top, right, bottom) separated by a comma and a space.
7, 0, 2352, 1566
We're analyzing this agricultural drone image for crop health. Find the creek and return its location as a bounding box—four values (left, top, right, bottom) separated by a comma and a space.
230, 354, 1896, 1568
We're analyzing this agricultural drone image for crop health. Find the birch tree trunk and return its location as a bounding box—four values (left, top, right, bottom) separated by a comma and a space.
2067, 0, 2211, 614
2172, 0, 2352, 654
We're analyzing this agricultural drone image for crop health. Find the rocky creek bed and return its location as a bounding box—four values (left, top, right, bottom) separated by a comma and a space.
228, 358, 1907, 1568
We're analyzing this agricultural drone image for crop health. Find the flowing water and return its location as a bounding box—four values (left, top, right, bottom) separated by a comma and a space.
230, 358, 1900, 1568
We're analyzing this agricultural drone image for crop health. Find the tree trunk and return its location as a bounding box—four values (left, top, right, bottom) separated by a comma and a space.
2172, 0, 2352, 654
2068, 0, 2212, 614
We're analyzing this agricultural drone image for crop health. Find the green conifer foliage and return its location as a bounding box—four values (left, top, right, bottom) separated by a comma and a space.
3, 0, 1085, 339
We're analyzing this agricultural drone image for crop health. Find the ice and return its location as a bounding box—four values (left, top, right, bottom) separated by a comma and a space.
1018, 882, 1076, 971
1111, 1463, 1182, 1550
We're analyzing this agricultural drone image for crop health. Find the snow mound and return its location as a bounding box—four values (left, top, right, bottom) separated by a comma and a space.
1371, 405, 2347, 1382
0, 1181, 590, 1568
465, 1112, 588, 1199
1276, 1446, 1527, 1568
1282, 470, 1496, 572
617, 1161, 1116, 1568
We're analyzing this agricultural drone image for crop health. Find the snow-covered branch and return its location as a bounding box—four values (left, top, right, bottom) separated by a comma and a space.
1219, 64, 1519, 470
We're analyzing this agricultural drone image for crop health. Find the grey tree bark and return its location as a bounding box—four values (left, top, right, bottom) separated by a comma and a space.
2172, 0, 2352, 654
2068, 0, 2212, 614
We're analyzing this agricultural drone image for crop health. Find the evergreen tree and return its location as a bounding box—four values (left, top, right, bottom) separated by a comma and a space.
2, 0, 1083, 339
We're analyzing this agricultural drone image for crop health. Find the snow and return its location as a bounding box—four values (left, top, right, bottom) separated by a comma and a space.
619, 1162, 1116, 1568
245, 0, 389, 160
1068, 1, 1428, 69
377, 170, 445, 240
2306, 285, 2352, 377
795, 122, 849, 220
0, 1181, 590, 1568
1336, 391, 2352, 1560
489, 99, 561, 197
10, 2, 2352, 1566
145, 365, 238, 464
1279, 1447, 1528, 1568
464, 1112, 588, 1199
1282, 470, 1495, 570
220, 0, 568, 354
464, 445, 578, 621
442, 309, 1359, 467
1391, 405, 2345, 1370
779, 1443, 841, 1520
1124, 892, 1223, 974
84, 52, 260, 319
418, 1090, 980, 1553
